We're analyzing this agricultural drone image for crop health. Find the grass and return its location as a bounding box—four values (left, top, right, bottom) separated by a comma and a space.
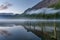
49, 1, 60, 9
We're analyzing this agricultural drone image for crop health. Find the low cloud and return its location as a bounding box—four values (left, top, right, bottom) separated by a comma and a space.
0, 2, 12, 10
26, 8, 60, 14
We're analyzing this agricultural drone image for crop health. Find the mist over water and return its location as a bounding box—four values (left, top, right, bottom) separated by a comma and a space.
0, 19, 59, 40
0, 19, 60, 23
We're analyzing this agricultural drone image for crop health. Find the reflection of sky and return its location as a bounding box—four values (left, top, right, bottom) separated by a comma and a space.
0, 0, 41, 14
0, 25, 40, 40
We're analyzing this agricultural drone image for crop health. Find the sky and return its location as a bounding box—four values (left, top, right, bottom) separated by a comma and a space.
0, 0, 41, 14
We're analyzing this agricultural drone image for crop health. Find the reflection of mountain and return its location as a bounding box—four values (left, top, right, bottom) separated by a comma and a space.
0, 21, 60, 40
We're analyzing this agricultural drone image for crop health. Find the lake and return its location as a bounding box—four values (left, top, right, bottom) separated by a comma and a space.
0, 19, 60, 40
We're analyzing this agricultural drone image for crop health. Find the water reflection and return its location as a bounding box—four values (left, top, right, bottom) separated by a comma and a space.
0, 21, 59, 40
0, 23, 40, 40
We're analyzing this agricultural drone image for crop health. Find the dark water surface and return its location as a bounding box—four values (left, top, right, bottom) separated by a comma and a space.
0, 19, 60, 40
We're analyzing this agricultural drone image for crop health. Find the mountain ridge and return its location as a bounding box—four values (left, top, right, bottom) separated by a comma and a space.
24, 0, 60, 13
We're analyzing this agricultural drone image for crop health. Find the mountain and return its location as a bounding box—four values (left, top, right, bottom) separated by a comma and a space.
0, 13, 13, 15
24, 0, 60, 13
0, 13, 26, 19
22, 0, 60, 19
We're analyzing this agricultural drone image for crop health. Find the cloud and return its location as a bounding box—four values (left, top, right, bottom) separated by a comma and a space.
26, 8, 60, 14
0, 2, 12, 10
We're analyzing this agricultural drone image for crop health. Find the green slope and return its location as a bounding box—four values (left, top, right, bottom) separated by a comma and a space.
49, 0, 60, 9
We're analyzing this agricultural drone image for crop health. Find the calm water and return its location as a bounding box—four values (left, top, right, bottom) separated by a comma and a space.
0, 19, 60, 40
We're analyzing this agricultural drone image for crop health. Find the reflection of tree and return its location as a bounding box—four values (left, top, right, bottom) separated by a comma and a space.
53, 6, 57, 40
23, 25, 52, 40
